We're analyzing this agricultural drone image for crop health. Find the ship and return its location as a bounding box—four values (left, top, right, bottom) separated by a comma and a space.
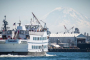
0, 13, 49, 56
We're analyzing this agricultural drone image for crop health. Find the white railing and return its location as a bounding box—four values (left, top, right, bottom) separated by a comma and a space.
14, 32, 19, 39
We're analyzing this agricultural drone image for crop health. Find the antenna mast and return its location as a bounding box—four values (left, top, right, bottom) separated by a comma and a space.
3, 15, 9, 31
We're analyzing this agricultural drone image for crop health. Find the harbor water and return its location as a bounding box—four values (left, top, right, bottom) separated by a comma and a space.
0, 52, 90, 60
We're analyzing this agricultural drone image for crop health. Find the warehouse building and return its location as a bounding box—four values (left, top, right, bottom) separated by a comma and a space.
49, 33, 86, 47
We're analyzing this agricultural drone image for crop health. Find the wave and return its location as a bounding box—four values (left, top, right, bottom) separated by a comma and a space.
0, 53, 56, 57
45, 53, 56, 56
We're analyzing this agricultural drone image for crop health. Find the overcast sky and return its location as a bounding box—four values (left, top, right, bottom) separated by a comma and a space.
0, 0, 90, 34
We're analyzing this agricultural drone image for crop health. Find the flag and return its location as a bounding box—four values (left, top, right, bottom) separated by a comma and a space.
13, 23, 16, 25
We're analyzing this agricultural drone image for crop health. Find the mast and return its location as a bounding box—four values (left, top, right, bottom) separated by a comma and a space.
3, 15, 8, 31
18, 20, 21, 26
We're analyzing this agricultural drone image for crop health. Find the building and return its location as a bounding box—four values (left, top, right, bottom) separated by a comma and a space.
49, 33, 86, 47
86, 36, 90, 43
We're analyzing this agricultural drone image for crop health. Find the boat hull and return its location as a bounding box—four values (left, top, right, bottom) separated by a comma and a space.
0, 52, 46, 56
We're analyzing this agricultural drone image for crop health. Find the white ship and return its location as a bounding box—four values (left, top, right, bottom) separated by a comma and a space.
0, 13, 49, 56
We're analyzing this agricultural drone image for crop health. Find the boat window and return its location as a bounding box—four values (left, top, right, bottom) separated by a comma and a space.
44, 45, 45, 48
0, 32, 2, 34
36, 46, 38, 49
40, 37, 41, 40
36, 25, 38, 28
38, 37, 39, 40
37, 46, 39, 49
34, 46, 35, 49
20, 30, 24, 34
7, 30, 12, 34
44, 37, 45, 40
39, 46, 40, 49
31, 26, 33, 28
43, 37, 44, 40
36, 46, 37, 49
26, 26, 29, 29
41, 37, 43, 40
25, 31, 29, 34
36, 37, 38, 40
34, 37, 36, 40
33, 26, 36, 29
32, 45, 46, 49
33, 37, 47, 41
35, 46, 36, 49
32, 45, 33, 49
30, 26, 31, 29
43, 45, 47, 49
45, 37, 46, 40
33, 37, 34, 40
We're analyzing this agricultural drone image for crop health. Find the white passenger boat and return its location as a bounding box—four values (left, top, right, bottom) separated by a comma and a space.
0, 13, 48, 56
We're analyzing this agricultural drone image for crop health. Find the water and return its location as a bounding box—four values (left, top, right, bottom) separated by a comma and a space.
0, 52, 90, 60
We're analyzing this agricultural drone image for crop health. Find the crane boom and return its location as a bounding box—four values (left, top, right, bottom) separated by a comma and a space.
32, 12, 40, 24
68, 26, 74, 33
64, 25, 69, 33
68, 26, 74, 31
64, 25, 74, 33
32, 12, 44, 31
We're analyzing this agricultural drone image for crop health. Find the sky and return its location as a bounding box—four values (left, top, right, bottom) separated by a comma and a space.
0, 0, 90, 34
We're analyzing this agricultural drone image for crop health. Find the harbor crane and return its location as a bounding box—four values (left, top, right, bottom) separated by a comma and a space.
64, 25, 74, 33
64, 25, 69, 33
